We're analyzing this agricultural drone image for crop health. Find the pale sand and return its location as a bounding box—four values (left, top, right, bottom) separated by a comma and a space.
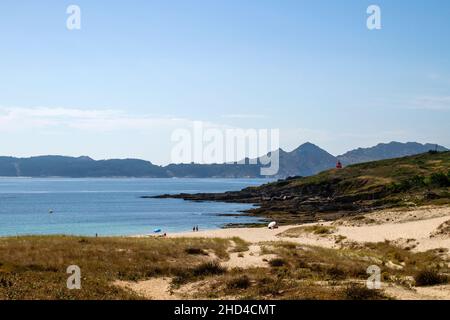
336, 205, 450, 226
223, 244, 277, 269
167, 206, 450, 253
115, 278, 176, 300
129, 206, 450, 300
169, 225, 337, 248
337, 215, 450, 252
384, 284, 450, 300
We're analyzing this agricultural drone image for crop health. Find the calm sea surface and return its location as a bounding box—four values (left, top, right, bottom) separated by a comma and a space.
0, 178, 270, 237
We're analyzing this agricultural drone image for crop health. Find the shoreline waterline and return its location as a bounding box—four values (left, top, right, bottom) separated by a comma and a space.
0, 177, 271, 237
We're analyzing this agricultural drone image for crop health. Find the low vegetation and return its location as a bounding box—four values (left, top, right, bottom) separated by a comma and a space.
226, 275, 251, 290
414, 269, 449, 287
268, 258, 286, 267
1, 234, 448, 300
343, 283, 387, 300
229, 237, 250, 253
189, 240, 449, 300
278, 225, 336, 237
0, 236, 229, 299
185, 247, 208, 255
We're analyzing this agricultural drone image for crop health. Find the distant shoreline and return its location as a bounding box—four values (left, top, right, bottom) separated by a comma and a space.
1, 142, 447, 179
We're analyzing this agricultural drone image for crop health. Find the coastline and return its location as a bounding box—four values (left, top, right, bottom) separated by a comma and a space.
125, 205, 450, 300
140, 205, 450, 254
2, 205, 449, 300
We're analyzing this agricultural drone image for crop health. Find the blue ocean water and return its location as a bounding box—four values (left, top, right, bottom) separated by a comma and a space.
0, 178, 269, 237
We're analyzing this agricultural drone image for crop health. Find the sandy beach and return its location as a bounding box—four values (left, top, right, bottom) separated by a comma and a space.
129, 205, 450, 300
167, 206, 450, 253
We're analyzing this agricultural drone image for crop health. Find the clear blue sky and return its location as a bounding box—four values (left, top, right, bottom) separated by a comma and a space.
0, 0, 449, 164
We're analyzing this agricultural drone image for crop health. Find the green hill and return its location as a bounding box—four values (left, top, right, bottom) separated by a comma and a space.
1, 142, 446, 178
154, 151, 450, 224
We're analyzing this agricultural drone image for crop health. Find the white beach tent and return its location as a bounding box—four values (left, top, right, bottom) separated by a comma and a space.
268, 221, 277, 229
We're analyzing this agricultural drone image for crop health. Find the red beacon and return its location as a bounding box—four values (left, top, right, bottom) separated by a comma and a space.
336, 161, 343, 169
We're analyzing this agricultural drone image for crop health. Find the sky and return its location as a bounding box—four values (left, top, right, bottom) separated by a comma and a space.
0, 0, 449, 164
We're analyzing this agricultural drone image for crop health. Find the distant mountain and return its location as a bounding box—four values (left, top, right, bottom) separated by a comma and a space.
337, 142, 448, 166
0, 156, 167, 178
0, 141, 447, 178
164, 143, 336, 178
277, 142, 337, 177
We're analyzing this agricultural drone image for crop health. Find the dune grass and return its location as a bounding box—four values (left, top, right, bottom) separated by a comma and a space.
278, 225, 336, 238
0, 236, 229, 299
0, 235, 448, 300
188, 241, 449, 300
229, 237, 250, 253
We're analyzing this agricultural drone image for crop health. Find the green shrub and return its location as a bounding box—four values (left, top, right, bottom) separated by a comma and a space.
185, 247, 207, 255
389, 175, 426, 192
192, 261, 226, 276
269, 258, 286, 267
414, 269, 448, 286
326, 265, 346, 280
343, 283, 385, 300
226, 275, 251, 290
0, 276, 13, 288
429, 173, 450, 187
256, 277, 284, 296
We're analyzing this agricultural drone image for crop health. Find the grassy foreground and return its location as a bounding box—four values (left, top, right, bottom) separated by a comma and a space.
0, 236, 229, 299
0, 235, 448, 300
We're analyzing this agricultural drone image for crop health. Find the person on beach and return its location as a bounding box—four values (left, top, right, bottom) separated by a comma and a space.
195, 225, 199, 232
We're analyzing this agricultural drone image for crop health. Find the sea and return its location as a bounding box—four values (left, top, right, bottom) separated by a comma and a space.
0, 178, 270, 237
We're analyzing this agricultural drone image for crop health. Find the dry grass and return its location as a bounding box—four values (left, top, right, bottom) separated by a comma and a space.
188, 240, 449, 300
0, 236, 229, 299
343, 283, 387, 300
1, 235, 448, 300
278, 225, 336, 238
172, 261, 226, 285
229, 237, 250, 253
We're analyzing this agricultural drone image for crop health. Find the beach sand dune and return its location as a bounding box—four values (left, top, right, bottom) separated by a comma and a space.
168, 206, 450, 254
132, 206, 450, 300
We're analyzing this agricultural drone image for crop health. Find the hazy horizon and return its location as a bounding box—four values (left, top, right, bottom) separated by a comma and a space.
0, 140, 447, 166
